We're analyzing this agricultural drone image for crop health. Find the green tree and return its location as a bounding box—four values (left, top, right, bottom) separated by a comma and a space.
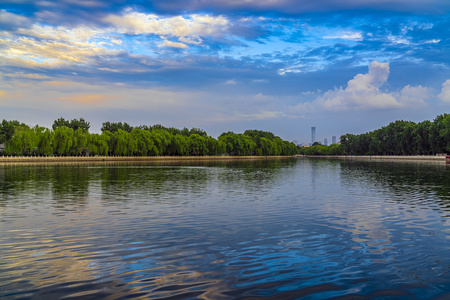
52, 117, 90, 132
218, 132, 256, 156
87, 133, 108, 156
110, 129, 129, 156
168, 134, 190, 156
281, 140, 298, 156
131, 128, 154, 156
241, 135, 256, 156
52, 117, 70, 130
413, 121, 432, 155
189, 134, 207, 155
244, 129, 277, 141
71, 128, 88, 155
260, 137, 273, 155
0, 120, 26, 144
101, 121, 133, 133
69, 118, 90, 132
53, 126, 74, 156
218, 133, 234, 154
327, 143, 342, 155
188, 127, 207, 137
339, 133, 355, 155
149, 129, 172, 155
34, 125, 53, 156
204, 136, 226, 155
438, 114, 450, 152
6, 126, 35, 155
271, 137, 283, 156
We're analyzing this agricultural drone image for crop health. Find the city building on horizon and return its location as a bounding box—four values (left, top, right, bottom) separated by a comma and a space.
332, 136, 336, 144
311, 127, 316, 145
324, 138, 328, 146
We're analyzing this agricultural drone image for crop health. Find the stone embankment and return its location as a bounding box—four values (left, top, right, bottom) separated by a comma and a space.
1, 155, 447, 164
0, 155, 295, 163
303, 155, 448, 162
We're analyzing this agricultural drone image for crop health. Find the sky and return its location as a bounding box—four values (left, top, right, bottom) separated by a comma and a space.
1, 0, 450, 144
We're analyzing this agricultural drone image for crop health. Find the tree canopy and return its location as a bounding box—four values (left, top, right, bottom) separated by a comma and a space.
101, 121, 133, 133
1, 118, 297, 157
338, 114, 450, 155
4, 114, 450, 157
53, 117, 90, 132
298, 113, 450, 156
0, 120, 26, 144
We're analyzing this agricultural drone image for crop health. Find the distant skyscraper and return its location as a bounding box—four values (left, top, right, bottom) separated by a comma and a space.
311, 127, 316, 145
324, 138, 328, 146
332, 136, 336, 144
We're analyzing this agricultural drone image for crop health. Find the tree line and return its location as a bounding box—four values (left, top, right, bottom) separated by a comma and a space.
298, 113, 450, 156
0, 118, 298, 157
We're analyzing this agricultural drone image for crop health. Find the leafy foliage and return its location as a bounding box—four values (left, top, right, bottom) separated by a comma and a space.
321, 113, 450, 156
297, 114, 450, 156
101, 121, 133, 133
0, 119, 26, 144
1, 119, 297, 157
53, 117, 90, 132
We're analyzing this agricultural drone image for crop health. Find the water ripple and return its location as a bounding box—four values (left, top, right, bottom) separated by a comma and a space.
1, 160, 450, 299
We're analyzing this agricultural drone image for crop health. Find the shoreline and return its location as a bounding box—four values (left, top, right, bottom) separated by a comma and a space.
0, 155, 296, 164
302, 155, 448, 162
1, 155, 447, 164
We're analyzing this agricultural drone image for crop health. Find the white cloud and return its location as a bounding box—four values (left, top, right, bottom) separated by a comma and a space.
158, 40, 189, 49
388, 35, 410, 45
438, 79, 450, 103
18, 24, 105, 45
1, 23, 122, 66
318, 61, 399, 110
294, 61, 428, 112
178, 36, 203, 45
103, 11, 229, 40
1, 10, 230, 68
0, 10, 30, 28
397, 85, 429, 106
224, 79, 237, 85
423, 39, 440, 44
323, 31, 363, 41
278, 65, 302, 75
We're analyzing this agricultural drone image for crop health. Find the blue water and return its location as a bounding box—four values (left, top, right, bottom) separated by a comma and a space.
1, 158, 450, 299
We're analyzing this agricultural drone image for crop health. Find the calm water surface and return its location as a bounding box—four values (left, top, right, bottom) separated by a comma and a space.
1, 158, 450, 299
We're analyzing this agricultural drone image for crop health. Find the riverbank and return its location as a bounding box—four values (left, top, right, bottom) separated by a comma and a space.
303, 155, 448, 162
0, 155, 296, 164
1, 155, 446, 164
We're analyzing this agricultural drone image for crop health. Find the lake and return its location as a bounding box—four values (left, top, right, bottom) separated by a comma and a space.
1, 158, 450, 299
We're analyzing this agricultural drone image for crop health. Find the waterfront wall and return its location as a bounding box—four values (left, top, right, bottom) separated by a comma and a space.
304, 155, 447, 162
0, 155, 295, 163
0, 155, 447, 164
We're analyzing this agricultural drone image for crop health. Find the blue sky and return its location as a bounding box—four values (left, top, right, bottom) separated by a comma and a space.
1, 0, 449, 143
